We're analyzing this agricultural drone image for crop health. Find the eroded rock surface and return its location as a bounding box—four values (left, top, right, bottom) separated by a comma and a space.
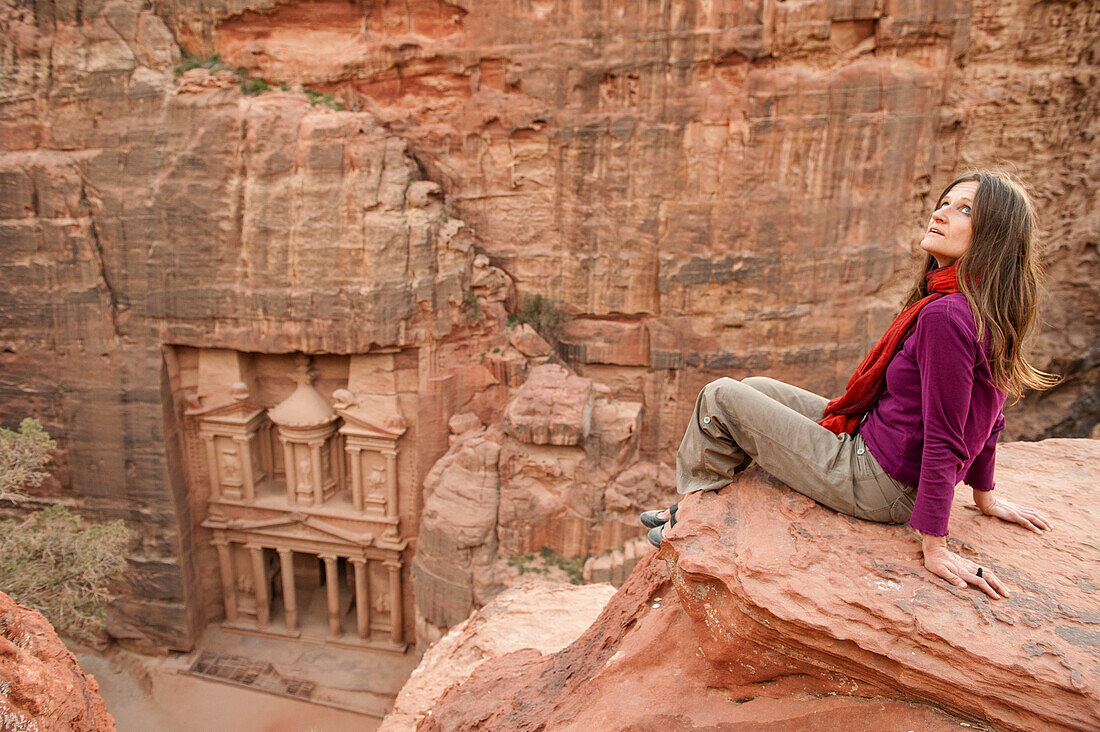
0, 592, 116, 732
382, 582, 615, 731
661, 439, 1100, 731
412, 439, 1098, 730
412, 362, 670, 645
417, 555, 968, 731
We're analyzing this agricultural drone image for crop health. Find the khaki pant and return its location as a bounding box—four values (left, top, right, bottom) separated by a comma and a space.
677, 376, 916, 524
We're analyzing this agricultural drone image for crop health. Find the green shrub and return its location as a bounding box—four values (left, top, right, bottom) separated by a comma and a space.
305, 89, 346, 111
0, 505, 128, 644
0, 419, 128, 644
506, 547, 586, 585
175, 52, 232, 77
464, 294, 485, 320
241, 78, 272, 96
0, 418, 55, 503
509, 294, 571, 342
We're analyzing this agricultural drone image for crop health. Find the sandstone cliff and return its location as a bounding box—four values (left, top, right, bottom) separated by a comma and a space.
1, 0, 1097, 651
412, 362, 673, 644
0, 591, 116, 731
401, 439, 1100, 730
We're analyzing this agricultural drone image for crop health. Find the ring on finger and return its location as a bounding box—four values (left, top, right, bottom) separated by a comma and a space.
976, 567, 984, 578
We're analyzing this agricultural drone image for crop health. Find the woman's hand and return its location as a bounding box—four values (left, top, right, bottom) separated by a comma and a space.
920, 533, 1011, 600
973, 490, 1052, 534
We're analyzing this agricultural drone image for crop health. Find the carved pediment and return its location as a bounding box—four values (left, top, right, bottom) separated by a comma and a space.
335, 393, 407, 439
188, 399, 266, 423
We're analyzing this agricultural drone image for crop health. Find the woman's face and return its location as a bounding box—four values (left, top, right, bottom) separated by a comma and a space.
920, 180, 979, 268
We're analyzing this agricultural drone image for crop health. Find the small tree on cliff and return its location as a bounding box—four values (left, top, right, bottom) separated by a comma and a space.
0, 418, 128, 645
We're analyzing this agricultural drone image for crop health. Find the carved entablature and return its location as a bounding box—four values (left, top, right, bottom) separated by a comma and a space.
269, 355, 343, 507
333, 390, 407, 529
202, 511, 408, 651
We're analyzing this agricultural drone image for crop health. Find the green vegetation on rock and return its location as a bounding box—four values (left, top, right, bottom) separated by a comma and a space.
0, 419, 128, 644
508, 294, 571, 342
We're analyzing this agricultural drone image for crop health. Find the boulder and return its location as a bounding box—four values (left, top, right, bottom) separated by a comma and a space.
381, 582, 615, 731
502, 364, 593, 446
412, 427, 503, 642
660, 438, 1100, 731
417, 439, 1099, 730
418, 554, 967, 730
507, 323, 552, 358
0, 591, 116, 731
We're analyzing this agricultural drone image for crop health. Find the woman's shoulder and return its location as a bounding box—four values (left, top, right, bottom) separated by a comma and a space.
916, 293, 978, 332
913, 293, 981, 349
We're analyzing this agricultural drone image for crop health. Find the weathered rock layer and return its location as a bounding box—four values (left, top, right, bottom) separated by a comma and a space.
414, 439, 1100, 730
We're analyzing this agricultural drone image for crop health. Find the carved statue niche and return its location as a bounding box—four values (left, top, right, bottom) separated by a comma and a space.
334, 389, 406, 517
193, 381, 270, 501
269, 355, 341, 507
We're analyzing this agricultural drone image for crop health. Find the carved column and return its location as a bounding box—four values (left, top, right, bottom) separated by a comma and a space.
321, 554, 341, 637
281, 438, 296, 503
235, 437, 255, 500
247, 544, 270, 627
310, 442, 325, 506
213, 537, 236, 622
348, 448, 363, 511
277, 548, 297, 632
384, 559, 403, 644
333, 433, 345, 494
204, 436, 221, 499
384, 451, 398, 519
350, 558, 369, 639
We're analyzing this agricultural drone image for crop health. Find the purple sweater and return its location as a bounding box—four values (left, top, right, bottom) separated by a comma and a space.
860, 293, 1007, 537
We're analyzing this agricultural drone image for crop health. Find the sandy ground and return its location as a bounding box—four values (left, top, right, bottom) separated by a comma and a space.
75, 647, 383, 732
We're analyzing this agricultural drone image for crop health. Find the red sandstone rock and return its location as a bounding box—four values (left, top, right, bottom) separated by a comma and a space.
413, 440, 1098, 730
382, 582, 615, 731
417, 554, 968, 731
413, 427, 504, 642
506, 323, 551, 358
661, 439, 1100, 731
558, 319, 650, 367
501, 364, 593, 446
414, 363, 649, 643
447, 411, 481, 437
0, 592, 116, 731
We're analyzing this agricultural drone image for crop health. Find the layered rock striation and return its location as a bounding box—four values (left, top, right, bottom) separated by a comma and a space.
409, 439, 1100, 730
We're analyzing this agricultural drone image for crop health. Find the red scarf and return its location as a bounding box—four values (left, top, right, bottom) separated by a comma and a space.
818, 264, 961, 435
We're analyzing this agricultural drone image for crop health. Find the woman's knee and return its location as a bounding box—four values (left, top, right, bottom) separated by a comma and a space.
700, 377, 742, 404
741, 376, 777, 393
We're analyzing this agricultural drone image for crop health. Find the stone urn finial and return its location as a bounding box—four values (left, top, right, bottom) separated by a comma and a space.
268, 355, 336, 429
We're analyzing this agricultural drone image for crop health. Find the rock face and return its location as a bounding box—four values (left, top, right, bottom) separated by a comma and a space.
0, 591, 116, 731
1, 0, 1097, 652
412, 365, 667, 645
415, 439, 1100, 730
381, 581, 615, 731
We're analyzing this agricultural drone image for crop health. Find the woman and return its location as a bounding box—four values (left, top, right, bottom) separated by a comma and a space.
642, 171, 1058, 599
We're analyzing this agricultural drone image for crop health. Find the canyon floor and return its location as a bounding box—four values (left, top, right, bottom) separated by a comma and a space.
73, 624, 422, 732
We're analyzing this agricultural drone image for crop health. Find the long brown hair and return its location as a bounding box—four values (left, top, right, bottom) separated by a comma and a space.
902, 170, 1060, 398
